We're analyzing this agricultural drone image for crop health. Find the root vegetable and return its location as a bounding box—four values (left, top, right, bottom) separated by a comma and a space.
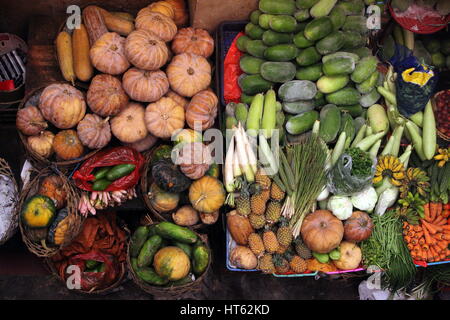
230, 246, 257, 270
172, 205, 199, 226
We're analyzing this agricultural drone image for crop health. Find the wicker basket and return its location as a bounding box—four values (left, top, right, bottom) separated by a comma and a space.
18, 83, 102, 168
431, 90, 450, 142
127, 216, 212, 298
140, 147, 209, 230
18, 166, 83, 257
0, 158, 19, 246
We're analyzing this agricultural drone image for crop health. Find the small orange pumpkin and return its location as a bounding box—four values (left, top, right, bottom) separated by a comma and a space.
172, 27, 214, 58
165, 0, 189, 27
122, 68, 169, 102
185, 90, 218, 131
189, 176, 225, 214
148, 1, 175, 19
125, 29, 169, 71
135, 9, 177, 42
90, 32, 130, 75
53, 130, 84, 160
110, 102, 148, 143
145, 97, 185, 139
38, 175, 67, 209
166, 53, 211, 97
87, 74, 129, 117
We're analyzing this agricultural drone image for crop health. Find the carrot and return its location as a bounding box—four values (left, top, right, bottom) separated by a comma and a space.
407, 243, 414, 250
440, 253, 446, 261
424, 203, 431, 222
411, 238, 418, 245
404, 235, 412, 243
403, 229, 409, 236
419, 238, 425, 245
414, 232, 424, 239
442, 225, 450, 231
433, 215, 447, 225
435, 240, 448, 251
403, 221, 409, 229
413, 225, 422, 232
423, 225, 433, 244
438, 202, 443, 215
422, 220, 442, 234
430, 202, 440, 221
429, 246, 439, 260
408, 231, 415, 237
443, 210, 450, 218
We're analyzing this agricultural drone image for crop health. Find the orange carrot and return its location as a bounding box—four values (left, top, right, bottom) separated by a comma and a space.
404, 235, 412, 243
413, 225, 422, 232
440, 253, 446, 261
419, 238, 425, 245
408, 231, 415, 237
423, 225, 433, 244
434, 215, 447, 225
435, 240, 448, 251
403, 221, 409, 229
438, 202, 443, 215
422, 220, 442, 234
443, 210, 450, 218
430, 202, 439, 221
414, 232, 424, 239
424, 203, 431, 222
407, 243, 414, 250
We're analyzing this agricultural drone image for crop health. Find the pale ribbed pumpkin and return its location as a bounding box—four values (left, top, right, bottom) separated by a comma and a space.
53, 130, 84, 160
122, 68, 169, 102
124, 133, 158, 152
166, 0, 189, 27
145, 97, 185, 139
77, 114, 111, 149
135, 9, 177, 42
165, 89, 189, 110
89, 32, 130, 75
39, 84, 86, 129
172, 28, 214, 58
178, 142, 212, 180
87, 74, 129, 117
186, 90, 218, 131
111, 102, 148, 143
27, 131, 55, 159
148, 1, 175, 19
16, 105, 48, 136
166, 53, 211, 97
125, 29, 169, 71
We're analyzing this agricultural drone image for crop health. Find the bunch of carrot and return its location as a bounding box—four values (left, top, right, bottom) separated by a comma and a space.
403, 202, 450, 262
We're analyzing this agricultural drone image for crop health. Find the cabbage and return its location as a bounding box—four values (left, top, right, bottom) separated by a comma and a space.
351, 187, 378, 212
327, 195, 353, 220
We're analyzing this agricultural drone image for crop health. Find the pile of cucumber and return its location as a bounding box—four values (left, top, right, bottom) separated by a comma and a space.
234, 0, 384, 141
91, 164, 136, 191
129, 222, 210, 287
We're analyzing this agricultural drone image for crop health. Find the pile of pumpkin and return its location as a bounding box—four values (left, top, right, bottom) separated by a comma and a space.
20, 175, 74, 248
17, 1, 219, 164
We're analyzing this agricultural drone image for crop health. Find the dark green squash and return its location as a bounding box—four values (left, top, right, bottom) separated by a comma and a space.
21, 195, 56, 229
150, 145, 173, 165
152, 159, 191, 193
48, 208, 70, 246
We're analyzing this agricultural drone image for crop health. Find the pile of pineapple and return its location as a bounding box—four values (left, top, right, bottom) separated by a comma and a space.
233, 169, 312, 274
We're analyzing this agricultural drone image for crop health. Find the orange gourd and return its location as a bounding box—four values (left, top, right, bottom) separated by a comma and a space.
185, 90, 218, 131
148, 1, 175, 19
53, 130, 84, 160
125, 29, 169, 71
165, 0, 189, 27
38, 175, 67, 209
110, 102, 148, 143
189, 176, 225, 214
89, 32, 130, 75
135, 9, 177, 42
172, 27, 214, 58
145, 97, 185, 139
122, 68, 169, 102
87, 74, 129, 117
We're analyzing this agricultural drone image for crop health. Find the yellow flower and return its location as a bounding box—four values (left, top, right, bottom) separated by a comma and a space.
434, 147, 449, 168
373, 155, 405, 186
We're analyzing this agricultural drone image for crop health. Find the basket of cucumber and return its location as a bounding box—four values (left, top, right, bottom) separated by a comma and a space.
127, 218, 211, 298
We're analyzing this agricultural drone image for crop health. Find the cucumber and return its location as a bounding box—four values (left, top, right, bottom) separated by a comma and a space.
240, 55, 265, 74
154, 221, 198, 244
239, 74, 273, 95
241, 93, 255, 105
282, 100, 315, 114
341, 31, 365, 49
310, 0, 338, 18
360, 88, 381, 108
262, 30, 293, 46
336, 0, 365, 15
130, 226, 150, 258
326, 87, 361, 105
304, 17, 333, 41
293, 32, 314, 48
315, 31, 345, 55
269, 15, 298, 33
322, 51, 360, 64
260, 0, 297, 15
337, 104, 363, 117
351, 56, 378, 83
245, 23, 265, 40
285, 110, 319, 135
261, 61, 296, 82
106, 163, 136, 181
356, 70, 379, 94
85, 260, 100, 269
250, 10, 262, 25
347, 47, 372, 59
92, 179, 112, 191
173, 241, 193, 258
264, 44, 298, 61
317, 75, 349, 94
93, 167, 111, 181
340, 112, 356, 148
319, 104, 341, 143
322, 57, 356, 76
296, 63, 323, 81
342, 15, 368, 34
276, 110, 286, 126
314, 96, 327, 108
237, 35, 250, 52
259, 14, 275, 29
294, 9, 310, 21
296, 46, 321, 66
296, 0, 319, 9
137, 235, 163, 268
278, 80, 317, 102
245, 39, 268, 58
192, 245, 210, 276
329, 6, 346, 31
131, 258, 139, 272
296, 22, 308, 33
136, 267, 169, 286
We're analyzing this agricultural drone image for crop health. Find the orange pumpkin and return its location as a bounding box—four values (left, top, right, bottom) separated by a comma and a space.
77, 114, 111, 149
135, 9, 177, 42
148, 1, 175, 19
53, 130, 84, 160
172, 28, 214, 58
166, 53, 211, 97
122, 68, 169, 102
165, 89, 189, 110
145, 97, 185, 139
87, 74, 129, 117
89, 32, 130, 75
189, 176, 225, 213
38, 175, 67, 209
185, 90, 218, 131
125, 29, 169, 71
165, 0, 189, 27
110, 102, 148, 143
39, 83, 86, 129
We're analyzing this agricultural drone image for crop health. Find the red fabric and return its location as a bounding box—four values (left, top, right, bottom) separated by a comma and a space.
0, 80, 14, 91
223, 32, 245, 104
72, 146, 144, 192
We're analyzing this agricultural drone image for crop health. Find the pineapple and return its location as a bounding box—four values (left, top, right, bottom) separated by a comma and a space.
276, 218, 293, 247
265, 201, 282, 224
249, 213, 266, 229
250, 193, 267, 215
258, 253, 275, 274
275, 244, 289, 255
235, 189, 251, 216
294, 238, 312, 260
262, 229, 279, 253
255, 169, 271, 190
248, 233, 265, 257
273, 253, 290, 274
289, 255, 307, 274
270, 181, 285, 201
